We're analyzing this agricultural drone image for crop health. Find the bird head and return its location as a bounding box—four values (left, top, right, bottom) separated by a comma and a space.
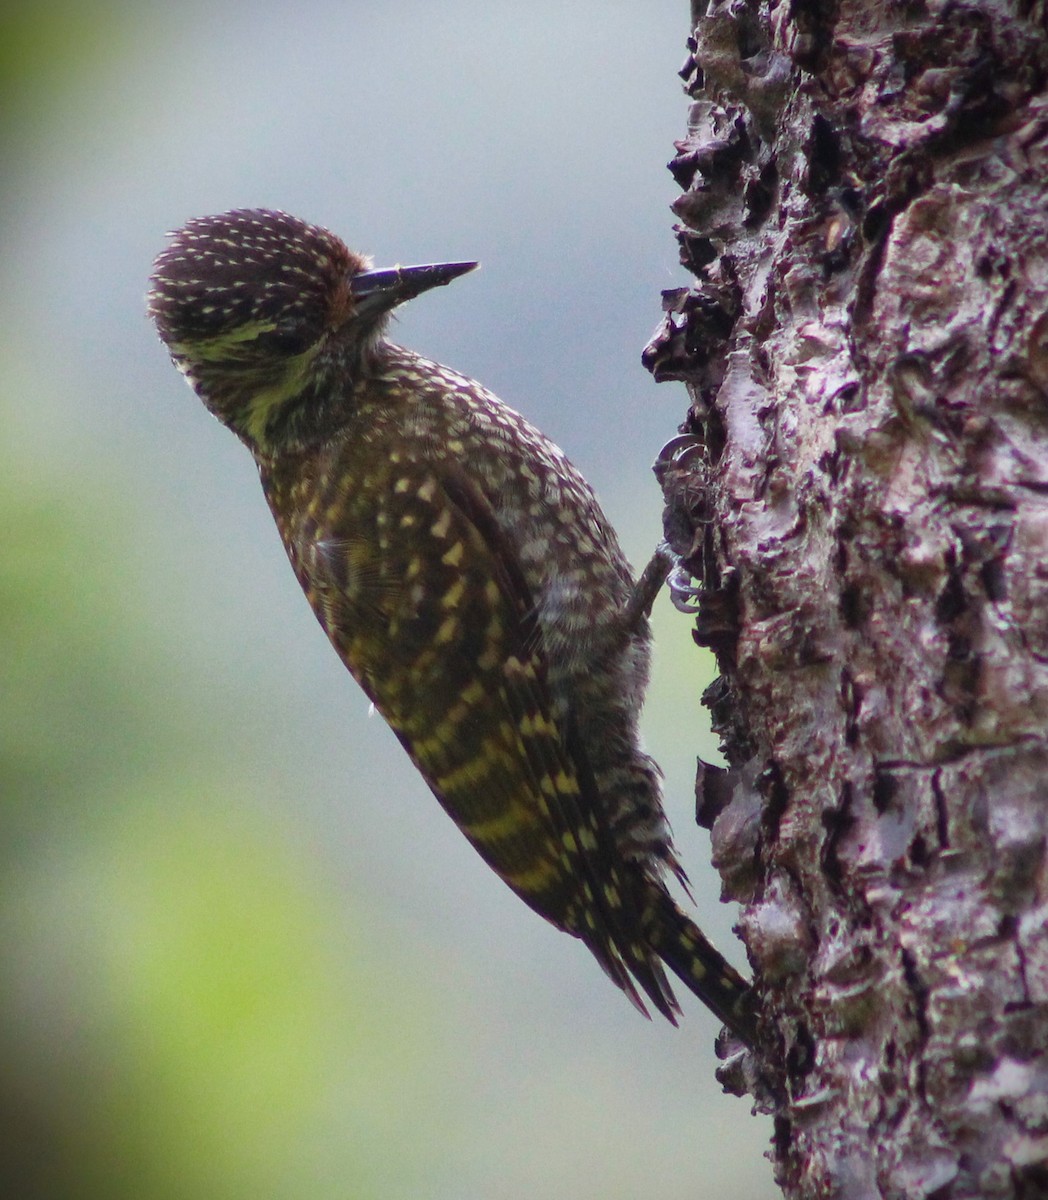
147, 208, 476, 453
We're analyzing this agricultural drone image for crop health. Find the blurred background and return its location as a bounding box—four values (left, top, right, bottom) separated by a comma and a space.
1, 3, 775, 1197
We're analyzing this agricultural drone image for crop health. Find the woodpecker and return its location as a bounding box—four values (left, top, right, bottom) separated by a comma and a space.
148, 209, 758, 1043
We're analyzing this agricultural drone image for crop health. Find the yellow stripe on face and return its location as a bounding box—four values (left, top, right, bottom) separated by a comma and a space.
172, 322, 321, 445
170, 321, 276, 359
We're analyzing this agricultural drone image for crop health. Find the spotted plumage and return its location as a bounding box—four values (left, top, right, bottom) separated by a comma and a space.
148, 208, 758, 1042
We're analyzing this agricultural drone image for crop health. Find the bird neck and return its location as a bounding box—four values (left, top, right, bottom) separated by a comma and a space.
194, 333, 400, 459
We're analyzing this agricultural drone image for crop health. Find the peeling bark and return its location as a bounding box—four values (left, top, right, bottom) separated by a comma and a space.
645, 2, 1048, 1197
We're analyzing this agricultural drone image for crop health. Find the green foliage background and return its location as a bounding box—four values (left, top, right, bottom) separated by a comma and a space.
0, 432, 443, 1200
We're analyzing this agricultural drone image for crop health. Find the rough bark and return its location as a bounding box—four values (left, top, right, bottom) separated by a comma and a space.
644, 2, 1048, 1197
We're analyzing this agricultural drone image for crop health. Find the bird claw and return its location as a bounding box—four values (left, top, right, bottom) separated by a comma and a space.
652, 434, 705, 485
667, 562, 704, 613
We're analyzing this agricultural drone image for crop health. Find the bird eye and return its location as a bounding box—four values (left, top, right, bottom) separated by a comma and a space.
255, 321, 318, 356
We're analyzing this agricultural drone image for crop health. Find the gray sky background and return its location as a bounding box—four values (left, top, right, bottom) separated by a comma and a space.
3, 4, 776, 1197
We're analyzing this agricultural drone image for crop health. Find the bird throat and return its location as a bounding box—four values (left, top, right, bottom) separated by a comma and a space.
177, 339, 360, 456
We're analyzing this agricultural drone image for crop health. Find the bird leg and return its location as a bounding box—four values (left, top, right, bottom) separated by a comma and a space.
623, 542, 674, 633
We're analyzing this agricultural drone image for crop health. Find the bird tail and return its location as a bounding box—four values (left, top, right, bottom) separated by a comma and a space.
641, 884, 759, 1045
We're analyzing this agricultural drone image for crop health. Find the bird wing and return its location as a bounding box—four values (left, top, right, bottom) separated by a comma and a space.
301, 458, 677, 1019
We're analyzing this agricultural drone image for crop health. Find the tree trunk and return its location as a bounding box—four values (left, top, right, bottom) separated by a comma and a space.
644, 2, 1048, 1197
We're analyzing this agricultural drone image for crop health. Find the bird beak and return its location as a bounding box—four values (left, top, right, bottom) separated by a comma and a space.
350, 260, 479, 318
